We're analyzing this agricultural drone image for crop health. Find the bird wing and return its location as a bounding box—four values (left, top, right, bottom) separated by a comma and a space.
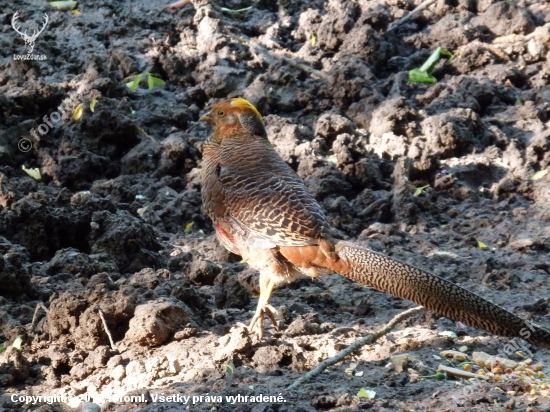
218, 135, 331, 249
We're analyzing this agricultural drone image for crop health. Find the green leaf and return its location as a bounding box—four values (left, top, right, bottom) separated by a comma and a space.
532, 169, 548, 181
0, 346, 7, 353
408, 47, 453, 84
126, 76, 142, 92
357, 388, 376, 399
89, 98, 98, 112
514, 99, 523, 106
13, 337, 23, 351
311, 34, 317, 46
49, 1, 77, 10
407, 69, 437, 83
147, 74, 166, 90
151, 77, 166, 87
477, 240, 488, 249
184, 222, 194, 231
413, 184, 430, 196
22, 165, 42, 180
225, 360, 235, 374
326, 154, 338, 164
434, 372, 447, 380
419, 47, 454, 73
73, 103, 83, 121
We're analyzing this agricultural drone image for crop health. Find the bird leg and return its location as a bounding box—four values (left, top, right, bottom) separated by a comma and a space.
247, 271, 278, 339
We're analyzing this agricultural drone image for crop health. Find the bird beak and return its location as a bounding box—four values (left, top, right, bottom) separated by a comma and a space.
200, 113, 212, 123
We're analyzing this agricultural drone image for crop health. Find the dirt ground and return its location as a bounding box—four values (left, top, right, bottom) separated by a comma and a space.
1, 0, 550, 410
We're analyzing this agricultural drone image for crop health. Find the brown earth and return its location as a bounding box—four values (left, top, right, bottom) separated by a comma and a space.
1, 0, 550, 411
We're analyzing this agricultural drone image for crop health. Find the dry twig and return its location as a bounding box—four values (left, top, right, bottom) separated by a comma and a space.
358, 195, 392, 217
98, 308, 116, 351
287, 306, 425, 390
493, 22, 550, 47
232, 35, 330, 81
456, 21, 549, 61
161, 0, 193, 12
388, 0, 437, 31
29, 302, 50, 334
457, 40, 509, 60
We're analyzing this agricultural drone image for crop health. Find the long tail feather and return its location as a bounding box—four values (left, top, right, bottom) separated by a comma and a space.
332, 241, 550, 348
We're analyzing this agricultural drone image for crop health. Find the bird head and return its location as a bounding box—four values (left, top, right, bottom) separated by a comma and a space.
200, 98, 267, 140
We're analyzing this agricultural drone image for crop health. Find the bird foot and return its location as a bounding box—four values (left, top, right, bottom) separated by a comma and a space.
246, 304, 280, 339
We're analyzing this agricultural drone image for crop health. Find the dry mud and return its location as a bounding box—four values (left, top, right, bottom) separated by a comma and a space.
1, 0, 550, 411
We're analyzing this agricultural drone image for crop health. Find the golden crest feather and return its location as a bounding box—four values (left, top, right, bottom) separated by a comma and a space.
231, 98, 263, 122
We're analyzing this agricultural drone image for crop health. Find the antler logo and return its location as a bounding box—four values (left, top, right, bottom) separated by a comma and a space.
12, 11, 49, 54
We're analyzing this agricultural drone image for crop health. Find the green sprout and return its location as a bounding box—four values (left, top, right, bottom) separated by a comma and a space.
408, 47, 453, 84
221, 6, 252, 13
532, 169, 548, 181
413, 184, 430, 196
73, 99, 99, 121
125, 73, 166, 91
357, 388, 376, 399
73, 103, 83, 121
90, 98, 98, 112
477, 240, 488, 249
225, 359, 235, 374
13, 337, 23, 351
1, 337, 24, 352
49, 1, 77, 11
420, 371, 447, 380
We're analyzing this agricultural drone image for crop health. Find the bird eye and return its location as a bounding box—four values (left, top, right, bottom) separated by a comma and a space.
218, 110, 225, 117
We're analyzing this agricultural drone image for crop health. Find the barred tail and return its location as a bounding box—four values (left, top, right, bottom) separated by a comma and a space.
332, 241, 550, 348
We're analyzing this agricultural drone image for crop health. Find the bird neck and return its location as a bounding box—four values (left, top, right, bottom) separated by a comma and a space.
213, 123, 247, 142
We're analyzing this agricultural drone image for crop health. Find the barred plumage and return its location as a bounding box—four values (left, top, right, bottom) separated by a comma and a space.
216, 136, 331, 246
200, 98, 550, 347
334, 242, 550, 347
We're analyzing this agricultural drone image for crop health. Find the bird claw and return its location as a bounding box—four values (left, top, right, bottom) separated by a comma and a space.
246, 304, 280, 339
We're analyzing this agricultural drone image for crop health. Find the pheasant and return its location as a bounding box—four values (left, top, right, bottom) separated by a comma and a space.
200, 97, 550, 347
